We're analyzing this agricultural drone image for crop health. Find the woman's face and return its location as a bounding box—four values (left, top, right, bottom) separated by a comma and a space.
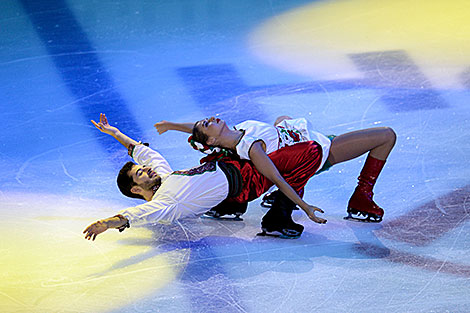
195, 117, 226, 143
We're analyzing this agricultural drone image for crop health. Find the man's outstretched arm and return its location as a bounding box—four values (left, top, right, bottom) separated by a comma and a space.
92, 113, 139, 149
85, 113, 135, 241
83, 214, 130, 241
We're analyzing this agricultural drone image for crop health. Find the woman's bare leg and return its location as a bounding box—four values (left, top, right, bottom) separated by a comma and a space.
326, 127, 396, 222
327, 127, 396, 165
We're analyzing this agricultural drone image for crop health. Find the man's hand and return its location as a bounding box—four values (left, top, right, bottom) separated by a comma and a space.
91, 113, 139, 148
83, 215, 129, 241
304, 205, 327, 224
91, 113, 118, 136
154, 121, 170, 134
83, 220, 109, 241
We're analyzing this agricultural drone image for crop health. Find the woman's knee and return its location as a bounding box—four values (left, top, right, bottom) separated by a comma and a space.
384, 127, 397, 146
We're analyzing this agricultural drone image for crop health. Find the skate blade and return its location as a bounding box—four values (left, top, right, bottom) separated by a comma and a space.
260, 201, 272, 208
344, 212, 382, 223
256, 229, 301, 239
201, 214, 243, 221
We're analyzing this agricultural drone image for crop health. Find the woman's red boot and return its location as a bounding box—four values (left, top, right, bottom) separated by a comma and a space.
345, 155, 386, 222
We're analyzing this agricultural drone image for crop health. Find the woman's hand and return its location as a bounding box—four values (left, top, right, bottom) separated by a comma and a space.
303, 205, 327, 224
154, 121, 194, 134
154, 121, 170, 134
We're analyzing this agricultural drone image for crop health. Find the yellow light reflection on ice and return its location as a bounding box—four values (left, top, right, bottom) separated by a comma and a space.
249, 0, 470, 88
0, 215, 186, 312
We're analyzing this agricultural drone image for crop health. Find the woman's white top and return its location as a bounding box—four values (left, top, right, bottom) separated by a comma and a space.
234, 118, 331, 168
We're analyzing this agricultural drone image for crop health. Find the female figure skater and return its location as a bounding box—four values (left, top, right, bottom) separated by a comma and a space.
155, 116, 396, 225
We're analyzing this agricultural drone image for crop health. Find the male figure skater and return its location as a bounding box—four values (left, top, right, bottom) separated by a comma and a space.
83, 114, 327, 241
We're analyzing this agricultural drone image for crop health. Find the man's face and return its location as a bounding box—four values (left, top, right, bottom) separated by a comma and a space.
195, 117, 226, 143
128, 165, 160, 191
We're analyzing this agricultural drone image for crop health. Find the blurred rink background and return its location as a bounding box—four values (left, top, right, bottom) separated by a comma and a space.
1, 0, 470, 312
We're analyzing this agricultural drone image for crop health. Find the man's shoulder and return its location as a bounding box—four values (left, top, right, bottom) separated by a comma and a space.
171, 161, 218, 176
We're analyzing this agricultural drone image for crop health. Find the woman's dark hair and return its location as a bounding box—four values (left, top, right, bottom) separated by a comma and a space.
116, 161, 145, 200
192, 121, 209, 145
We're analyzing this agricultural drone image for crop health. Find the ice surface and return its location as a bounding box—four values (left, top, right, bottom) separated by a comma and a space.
1, 0, 469, 312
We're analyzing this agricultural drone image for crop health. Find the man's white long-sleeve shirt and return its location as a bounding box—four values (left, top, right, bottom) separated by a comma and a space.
118, 145, 229, 226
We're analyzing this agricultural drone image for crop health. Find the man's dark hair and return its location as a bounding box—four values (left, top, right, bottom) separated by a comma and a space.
117, 161, 145, 200
192, 121, 209, 145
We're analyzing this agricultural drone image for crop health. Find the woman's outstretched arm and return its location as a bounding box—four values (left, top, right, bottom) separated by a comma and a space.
154, 121, 194, 134
249, 141, 327, 224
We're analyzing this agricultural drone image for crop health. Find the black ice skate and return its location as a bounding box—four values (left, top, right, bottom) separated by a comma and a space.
257, 225, 304, 239
202, 200, 247, 221
260, 190, 279, 208
257, 192, 304, 239
261, 190, 301, 210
